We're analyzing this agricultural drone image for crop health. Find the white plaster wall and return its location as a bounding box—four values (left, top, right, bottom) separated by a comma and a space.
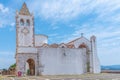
92, 47, 101, 73
93, 53, 101, 73
35, 35, 48, 47
17, 47, 37, 53
38, 48, 86, 75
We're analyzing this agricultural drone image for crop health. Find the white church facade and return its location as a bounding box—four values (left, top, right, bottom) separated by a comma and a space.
15, 3, 101, 76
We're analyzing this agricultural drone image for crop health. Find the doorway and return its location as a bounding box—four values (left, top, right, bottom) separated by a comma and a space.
26, 59, 35, 75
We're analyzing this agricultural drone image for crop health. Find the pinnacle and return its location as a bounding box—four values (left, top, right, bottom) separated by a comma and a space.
19, 2, 30, 15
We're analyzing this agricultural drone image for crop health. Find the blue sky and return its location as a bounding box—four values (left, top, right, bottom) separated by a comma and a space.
0, 0, 120, 69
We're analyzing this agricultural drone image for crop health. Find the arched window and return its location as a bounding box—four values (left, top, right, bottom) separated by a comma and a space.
79, 43, 87, 48
26, 19, 30, 26
20, 19, 24, 26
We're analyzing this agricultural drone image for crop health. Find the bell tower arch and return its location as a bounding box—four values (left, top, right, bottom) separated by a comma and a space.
16, 2, 34, 47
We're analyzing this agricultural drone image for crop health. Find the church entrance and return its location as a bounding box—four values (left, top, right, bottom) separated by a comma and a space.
26, 59, 35, 75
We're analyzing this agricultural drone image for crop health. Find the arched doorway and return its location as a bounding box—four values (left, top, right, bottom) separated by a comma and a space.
26, 59, 35, 75
79, 43, 90, 73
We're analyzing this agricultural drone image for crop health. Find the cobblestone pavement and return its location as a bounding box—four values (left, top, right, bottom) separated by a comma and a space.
1, 73, 120, 80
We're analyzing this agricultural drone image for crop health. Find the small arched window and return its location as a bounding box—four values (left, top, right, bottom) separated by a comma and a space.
26, 19, 30, 26
20, 19, 24, 26
79, 43, 87, 48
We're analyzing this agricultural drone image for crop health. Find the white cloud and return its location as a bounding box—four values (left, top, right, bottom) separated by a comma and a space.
0, 3, 14, 28
29, 0, 87, 20
29, 0, 120, 21
40, 0, 81, 20
10, 22, 15, 27
0, 4, 9, 13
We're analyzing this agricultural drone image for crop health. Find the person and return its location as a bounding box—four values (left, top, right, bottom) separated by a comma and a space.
18, 71, 22, 77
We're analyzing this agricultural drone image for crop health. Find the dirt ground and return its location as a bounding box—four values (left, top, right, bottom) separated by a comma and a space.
1, 73, 120, 80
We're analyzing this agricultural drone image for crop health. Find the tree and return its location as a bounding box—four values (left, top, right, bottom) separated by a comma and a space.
9, 63, 16, 70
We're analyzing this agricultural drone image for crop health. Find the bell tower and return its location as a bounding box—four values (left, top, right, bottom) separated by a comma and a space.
16, 2, 34, 47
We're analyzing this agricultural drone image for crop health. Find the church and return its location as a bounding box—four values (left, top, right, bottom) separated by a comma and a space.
15, 3, 101, 76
